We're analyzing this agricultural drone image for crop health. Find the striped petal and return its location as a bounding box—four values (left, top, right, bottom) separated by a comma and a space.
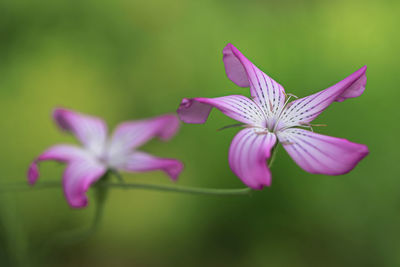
177, 95, 265, 126
27, 145, 93, 185
223, 43, 286, 118
108, 114, 180, 160
114, 151, 184, 181
63, 159, 107, 208
277, 128, 369, 175
228, 128, 277, 189
277, 66, 367, 129
53, 108, 108, 156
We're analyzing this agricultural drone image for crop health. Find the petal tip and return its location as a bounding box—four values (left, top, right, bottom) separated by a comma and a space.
67, 197, 89, 209
222, 43, 249, 88
166, 160, 184, 181
335, 65, 368, 102
64, 180, 91, 209
358, 144, 370, 159
247, 181, 270, 190
52, 107, 73, 131
152, 113, 181, 141
27, 162, 39, 185
337, 144, 369, 175
222, 43, 235, 53
177, 98, 193, 112
177, 98, 212, 124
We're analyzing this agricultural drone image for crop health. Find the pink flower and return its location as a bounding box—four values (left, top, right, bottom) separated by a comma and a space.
178, 43, 368, 189
28, 108, 183, 208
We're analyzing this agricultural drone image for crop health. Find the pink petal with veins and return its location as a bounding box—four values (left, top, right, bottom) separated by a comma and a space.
223, 43, 286, 116
177, 95, 265, 125
278, 66, 367, 129
277, 128, 368, 175
228, 128, 277, 189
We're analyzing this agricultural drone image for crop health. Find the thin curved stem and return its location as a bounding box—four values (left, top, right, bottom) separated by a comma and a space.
46, 191, 105, 246
1, 181, 251, 196
101, 182, 252, 196
38, 178, 108, 262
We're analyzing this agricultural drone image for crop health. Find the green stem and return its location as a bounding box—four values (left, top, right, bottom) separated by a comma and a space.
48, 189, 105, 246
109, 169, 125, 183
89, 174, 109, 232
0, 195, 30, 267
1, 181, 251, 196
38, 175, 109, 263
268, 144, 279, 168
101, 182, 252, 196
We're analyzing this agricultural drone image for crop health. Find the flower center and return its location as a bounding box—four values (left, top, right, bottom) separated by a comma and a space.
264, 119, 278, 132
265, 93, 298, 133
97, 154, 109, 165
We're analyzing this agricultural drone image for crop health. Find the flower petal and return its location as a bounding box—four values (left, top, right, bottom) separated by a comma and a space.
278, 66, 367, 129
28, 145, 92, 185
177, 95, 265, 125
115, 151, 184, 181
277, 128, 369, 175
228, 128, 277, 189
108, 114, 180, 160
223, 43, 286, 117
53, 108, 108, 156
63, 159, 107, 208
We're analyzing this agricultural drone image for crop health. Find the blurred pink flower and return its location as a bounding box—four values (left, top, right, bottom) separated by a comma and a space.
178, 43, 368, 189
28, 108, 183, 208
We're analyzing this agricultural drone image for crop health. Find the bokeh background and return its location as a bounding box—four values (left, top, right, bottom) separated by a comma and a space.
0, 0, 399, 266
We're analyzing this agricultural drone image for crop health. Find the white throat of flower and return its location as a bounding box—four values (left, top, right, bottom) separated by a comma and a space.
249, 93, 326, 135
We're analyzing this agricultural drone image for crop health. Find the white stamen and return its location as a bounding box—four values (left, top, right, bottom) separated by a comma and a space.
271, 93, 298, 132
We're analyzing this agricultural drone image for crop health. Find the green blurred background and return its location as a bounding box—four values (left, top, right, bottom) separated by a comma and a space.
0, 0, 399, 266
